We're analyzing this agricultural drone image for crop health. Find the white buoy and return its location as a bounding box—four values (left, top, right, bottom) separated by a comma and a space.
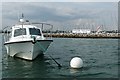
70, 57, 83, 69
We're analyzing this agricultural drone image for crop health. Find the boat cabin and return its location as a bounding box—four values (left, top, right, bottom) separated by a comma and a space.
13, 25, 42, 37
9, 24, 45, 42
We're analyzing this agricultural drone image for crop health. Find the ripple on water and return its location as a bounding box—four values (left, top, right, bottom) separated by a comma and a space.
2, 38, 118, 78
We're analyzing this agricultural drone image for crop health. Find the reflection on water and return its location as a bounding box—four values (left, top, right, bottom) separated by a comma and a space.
70, 68, 82, 74
3, 55, 53, 78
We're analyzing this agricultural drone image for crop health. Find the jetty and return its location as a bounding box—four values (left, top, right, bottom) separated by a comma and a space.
1, 30, 120, 38
44, 33, 120, 39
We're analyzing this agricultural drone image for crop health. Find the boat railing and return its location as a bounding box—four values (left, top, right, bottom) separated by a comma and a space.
18, 16, 53, 39
2, 26, 12, 42
31, 22, 53, 39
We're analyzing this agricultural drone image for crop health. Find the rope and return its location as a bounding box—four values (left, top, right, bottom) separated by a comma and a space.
34, 37, 62, 67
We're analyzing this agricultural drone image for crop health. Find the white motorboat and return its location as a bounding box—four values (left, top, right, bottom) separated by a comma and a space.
3, 16, 53, 60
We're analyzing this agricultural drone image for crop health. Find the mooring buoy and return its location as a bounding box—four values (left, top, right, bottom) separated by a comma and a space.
70, 57, 83, 69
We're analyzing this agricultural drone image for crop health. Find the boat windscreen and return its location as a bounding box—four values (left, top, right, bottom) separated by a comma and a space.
29, 28, 41, 36
14, 28, 26, 37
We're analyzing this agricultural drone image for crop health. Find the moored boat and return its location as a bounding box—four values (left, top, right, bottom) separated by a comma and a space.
3, 15, 53, 60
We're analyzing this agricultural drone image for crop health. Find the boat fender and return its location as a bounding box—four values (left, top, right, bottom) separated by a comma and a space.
32, 36, 37, 44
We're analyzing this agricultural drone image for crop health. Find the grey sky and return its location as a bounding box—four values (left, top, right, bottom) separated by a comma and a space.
2, 2, 118, 31
1, 0, 119, 2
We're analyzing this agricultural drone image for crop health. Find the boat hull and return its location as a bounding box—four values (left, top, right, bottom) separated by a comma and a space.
4, 40, 53, 60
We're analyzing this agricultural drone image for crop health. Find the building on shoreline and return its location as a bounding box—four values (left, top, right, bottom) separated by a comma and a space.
72, 29, 91, 34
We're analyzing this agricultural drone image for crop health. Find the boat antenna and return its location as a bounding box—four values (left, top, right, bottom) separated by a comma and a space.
19, 13, 25, 23
19, 13, 24, 37
17, 12, 20, 22
22, 13, 24, 19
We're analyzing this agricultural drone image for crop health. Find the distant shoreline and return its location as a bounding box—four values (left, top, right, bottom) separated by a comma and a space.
44, 33, 120, 39
1, 31, 120, 39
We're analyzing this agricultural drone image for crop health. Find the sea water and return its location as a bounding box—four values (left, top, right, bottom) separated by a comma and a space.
0, 34, 2, 79
1, 34, 119, 78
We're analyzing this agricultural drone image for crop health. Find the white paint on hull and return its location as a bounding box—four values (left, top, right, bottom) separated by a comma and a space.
5, 40, 52, 60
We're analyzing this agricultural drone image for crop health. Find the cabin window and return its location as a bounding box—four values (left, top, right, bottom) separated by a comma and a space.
14, 28, 26, 37
29, 28, 41, 36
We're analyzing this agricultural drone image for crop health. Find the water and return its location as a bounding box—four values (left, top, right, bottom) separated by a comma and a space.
1, 34, 119, 78
0, 34, 2, 79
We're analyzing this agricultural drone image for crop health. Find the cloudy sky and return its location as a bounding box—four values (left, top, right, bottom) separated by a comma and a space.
1, 1, 118, 31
